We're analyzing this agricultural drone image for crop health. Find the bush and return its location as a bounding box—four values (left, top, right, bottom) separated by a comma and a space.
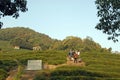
0, 69, 8, 80
0, 60, 17, 71
34, 72, 50, 80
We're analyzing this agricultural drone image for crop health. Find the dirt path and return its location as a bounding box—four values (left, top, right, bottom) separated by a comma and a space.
6, 69, 17, 80
21, 71, 38, 80
6, 57, 85, 80
45, 57, 85, 70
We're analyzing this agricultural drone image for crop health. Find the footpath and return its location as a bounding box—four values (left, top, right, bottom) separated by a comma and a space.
6, 57, 85, 80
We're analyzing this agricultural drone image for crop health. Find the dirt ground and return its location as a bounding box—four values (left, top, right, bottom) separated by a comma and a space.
6, 57, 85, 80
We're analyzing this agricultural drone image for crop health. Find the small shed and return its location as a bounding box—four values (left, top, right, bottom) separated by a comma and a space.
33, 46, 41, 51
14, 46, 20, 49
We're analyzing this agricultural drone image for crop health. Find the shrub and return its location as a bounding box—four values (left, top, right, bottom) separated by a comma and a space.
0, 69, 8, 80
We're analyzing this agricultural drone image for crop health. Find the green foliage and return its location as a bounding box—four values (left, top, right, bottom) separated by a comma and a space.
0, 50, 67, 79
34, 71, 50, 80
34, 51, 120, 80
80, 52, 120, 78
13, 65, 24, 80
0, 27, 54, 50
0, 50, 67, 65
10, 37, 33, 49
95, 0, 120, 42
34, 68, 119, 80
0, 48, 120, 80
52, 36, 103, 53
0, 27, 111, 52
0, 27, 119, 80
0, 0, 28, 28
0, 69, 8, 80
0, 40, 13, 52
83, 36, 101, 52
62, 36, 83, 50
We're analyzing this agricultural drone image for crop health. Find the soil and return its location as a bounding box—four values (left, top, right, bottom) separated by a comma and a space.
6, 57, 85, 80
6, 69, 17, 80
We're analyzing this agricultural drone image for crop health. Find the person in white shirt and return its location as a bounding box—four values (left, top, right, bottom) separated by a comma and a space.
77, 50, 82, 63
77, 50, 80, 55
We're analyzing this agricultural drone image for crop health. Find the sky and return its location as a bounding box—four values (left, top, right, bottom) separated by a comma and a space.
1, 0, 120, 52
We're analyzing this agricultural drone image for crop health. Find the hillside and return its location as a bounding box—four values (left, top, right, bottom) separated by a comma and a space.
0, 50, 120, 80
0, 27, 54, 50
0, 27, 111, 52
0, 27, 119, 80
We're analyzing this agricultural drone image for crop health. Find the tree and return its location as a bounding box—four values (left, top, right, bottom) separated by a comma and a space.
95, 0, 120, 42
0, 0, 28, 28
108, 47, 112, 52
83, 36, 101, 51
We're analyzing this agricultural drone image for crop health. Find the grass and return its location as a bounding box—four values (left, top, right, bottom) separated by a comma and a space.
0, 40, 120, 79
13, 65, 24, 80
34, 51, 120, 80
80, 52, 120, 78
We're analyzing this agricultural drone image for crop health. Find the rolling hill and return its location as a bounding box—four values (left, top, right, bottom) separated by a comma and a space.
0, 27, 54, 50
0, 27, 111, 53
0, 27, 120, 80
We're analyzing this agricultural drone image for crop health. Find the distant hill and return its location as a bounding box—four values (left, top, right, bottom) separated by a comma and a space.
0, 27, 111, 52
0, 27, 54, 50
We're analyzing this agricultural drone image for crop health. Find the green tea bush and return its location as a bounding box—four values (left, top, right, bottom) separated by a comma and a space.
0, 60, 17, 71
0, 69, 8, 80
34, 71, 50, 80
51, 69, 110, 78
0, 48, 120, 80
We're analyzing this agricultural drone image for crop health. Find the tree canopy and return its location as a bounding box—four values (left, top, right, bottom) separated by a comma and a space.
0, 0, 28, 28
1, 0, 120, 42
0, 27, 112, 52
95, 0, 120, 42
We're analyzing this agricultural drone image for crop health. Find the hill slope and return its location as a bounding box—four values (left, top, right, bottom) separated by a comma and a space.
0, 27, 54, 50
0, 27, 111, 53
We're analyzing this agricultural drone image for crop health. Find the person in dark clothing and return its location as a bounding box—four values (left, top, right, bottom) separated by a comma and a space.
73, 51, 78, 63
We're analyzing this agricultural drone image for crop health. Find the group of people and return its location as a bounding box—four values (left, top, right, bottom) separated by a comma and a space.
68, 49, 81, 63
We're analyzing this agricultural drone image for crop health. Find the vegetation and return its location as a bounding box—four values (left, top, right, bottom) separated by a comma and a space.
0, 27, 112, 52
0, 49, 66, 79
95, 0, 120, 42
0, 69, 8, 80
0, 27, 119, 80
0, 27, 54, 50
13, 65, 24, 80
0, 0, 28, 28
34, 52, 120, 80
1, 48, 120, 80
